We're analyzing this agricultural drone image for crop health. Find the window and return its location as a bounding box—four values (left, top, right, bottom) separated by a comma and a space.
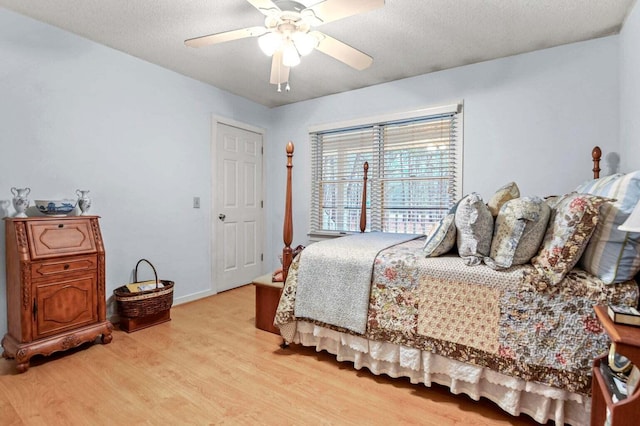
309, 103, 463, 235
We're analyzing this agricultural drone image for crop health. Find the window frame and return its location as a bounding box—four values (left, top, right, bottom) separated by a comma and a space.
308, 102, 464, 239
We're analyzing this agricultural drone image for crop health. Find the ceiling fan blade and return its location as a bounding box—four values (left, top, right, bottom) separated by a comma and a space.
305, 0, 384, 25
246, 0, 281, 16
312, 31, 373, 70
270, 51, 290, 84
185, 26, 267, 48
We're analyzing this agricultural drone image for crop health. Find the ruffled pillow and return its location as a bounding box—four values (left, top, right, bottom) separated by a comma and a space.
423, 214, 456, 257
455, 193, 494, 266
484, 197, 550, 270
525, 193, 608, 287
487, 182, 520, 217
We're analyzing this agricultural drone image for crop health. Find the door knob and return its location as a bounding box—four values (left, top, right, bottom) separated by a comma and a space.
218, 214, 226, 221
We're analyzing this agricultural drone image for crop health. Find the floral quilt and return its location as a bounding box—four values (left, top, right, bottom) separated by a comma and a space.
274, 238, 639, 395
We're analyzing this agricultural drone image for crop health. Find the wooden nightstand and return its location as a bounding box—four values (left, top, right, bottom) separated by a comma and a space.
591, 305, 640, 425
253, 273, 284, 334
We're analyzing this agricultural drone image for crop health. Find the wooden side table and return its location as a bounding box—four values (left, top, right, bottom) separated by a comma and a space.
253, 273, 284, 334
591, 305, 640, 425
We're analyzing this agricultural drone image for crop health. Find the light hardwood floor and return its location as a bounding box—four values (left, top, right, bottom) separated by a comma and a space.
0, 284, 547, 425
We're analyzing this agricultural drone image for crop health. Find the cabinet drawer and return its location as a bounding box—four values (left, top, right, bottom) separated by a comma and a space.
27, 219, 97, 259
31, 256, 97, 279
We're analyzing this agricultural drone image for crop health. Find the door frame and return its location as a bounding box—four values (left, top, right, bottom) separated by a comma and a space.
211, 115, 266, 293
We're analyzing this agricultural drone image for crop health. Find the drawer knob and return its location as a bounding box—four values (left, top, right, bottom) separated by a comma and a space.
58, 224, 64, 228
63, 264, 70, 270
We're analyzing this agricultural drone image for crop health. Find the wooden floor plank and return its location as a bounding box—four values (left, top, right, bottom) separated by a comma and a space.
0, 284, 546, 425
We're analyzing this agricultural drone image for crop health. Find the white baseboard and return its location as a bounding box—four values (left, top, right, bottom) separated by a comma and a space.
174, 288, 218, 306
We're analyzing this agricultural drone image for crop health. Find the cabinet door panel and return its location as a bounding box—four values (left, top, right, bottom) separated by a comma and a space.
34, 276, 98, 339
27, 220, 97, 259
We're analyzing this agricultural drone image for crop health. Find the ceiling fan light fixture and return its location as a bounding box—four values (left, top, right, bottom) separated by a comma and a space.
185, 0, 382, 85
282, 41, 301, 67
258, 32, 282, 56
292, 31, 317, 56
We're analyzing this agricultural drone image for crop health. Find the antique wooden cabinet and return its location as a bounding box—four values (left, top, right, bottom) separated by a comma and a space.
2, 216, 113, 373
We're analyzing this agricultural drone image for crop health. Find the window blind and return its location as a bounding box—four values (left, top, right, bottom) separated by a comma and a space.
310, 105, 462, 235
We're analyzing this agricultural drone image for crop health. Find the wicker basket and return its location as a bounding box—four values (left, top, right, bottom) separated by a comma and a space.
114, 259, 174, 319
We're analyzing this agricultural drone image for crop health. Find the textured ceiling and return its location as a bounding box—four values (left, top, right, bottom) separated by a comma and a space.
0, 0, 636, 108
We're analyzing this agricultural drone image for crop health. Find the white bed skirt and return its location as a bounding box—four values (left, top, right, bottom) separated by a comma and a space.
281, 321, 590, 425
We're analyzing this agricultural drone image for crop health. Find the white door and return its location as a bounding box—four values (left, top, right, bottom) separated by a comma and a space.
214, 122, 263, 292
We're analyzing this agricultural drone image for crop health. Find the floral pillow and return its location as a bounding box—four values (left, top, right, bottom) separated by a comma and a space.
484, 197, 550, 270
487, 182, 520, 217
455, 193, 494, 266
423, 214, 456, 257
526, 192, 609, 286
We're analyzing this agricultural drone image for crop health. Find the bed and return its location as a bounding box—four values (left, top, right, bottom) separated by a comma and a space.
273, 143, 640, 425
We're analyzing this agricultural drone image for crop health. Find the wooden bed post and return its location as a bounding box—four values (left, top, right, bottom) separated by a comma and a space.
360, 161, 369, 233
282, 142, 294, 283
592, 146, 601, 179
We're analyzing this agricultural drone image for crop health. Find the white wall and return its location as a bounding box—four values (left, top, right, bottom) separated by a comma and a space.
0, 9, 272, 337
264, 36, 621, 271
0, 4, 635, 340
620, 0, 640, 172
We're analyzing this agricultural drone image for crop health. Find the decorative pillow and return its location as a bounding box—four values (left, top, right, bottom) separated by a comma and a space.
576, 171, 640, 283
455, 193, 494, 266
528, 192, 609, 286
487, 182, 520, 217
575, 173, 622, 194
423, 214, 456, 257
484, 197, 551, 270
543, 195, 561, 209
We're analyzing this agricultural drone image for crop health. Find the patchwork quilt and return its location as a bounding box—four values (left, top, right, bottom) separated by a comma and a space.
274, 238, 638, 395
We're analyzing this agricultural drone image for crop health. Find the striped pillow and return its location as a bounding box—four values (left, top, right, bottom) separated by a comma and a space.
576, 171, 640, 284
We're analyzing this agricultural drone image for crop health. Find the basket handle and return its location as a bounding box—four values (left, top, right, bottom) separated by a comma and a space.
134, 259, 159, 289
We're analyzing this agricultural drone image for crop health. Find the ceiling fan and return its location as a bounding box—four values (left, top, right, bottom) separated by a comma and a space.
185, 0, 384, 91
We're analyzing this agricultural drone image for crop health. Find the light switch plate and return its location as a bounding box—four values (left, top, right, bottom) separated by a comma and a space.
193, 197, 200, 208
